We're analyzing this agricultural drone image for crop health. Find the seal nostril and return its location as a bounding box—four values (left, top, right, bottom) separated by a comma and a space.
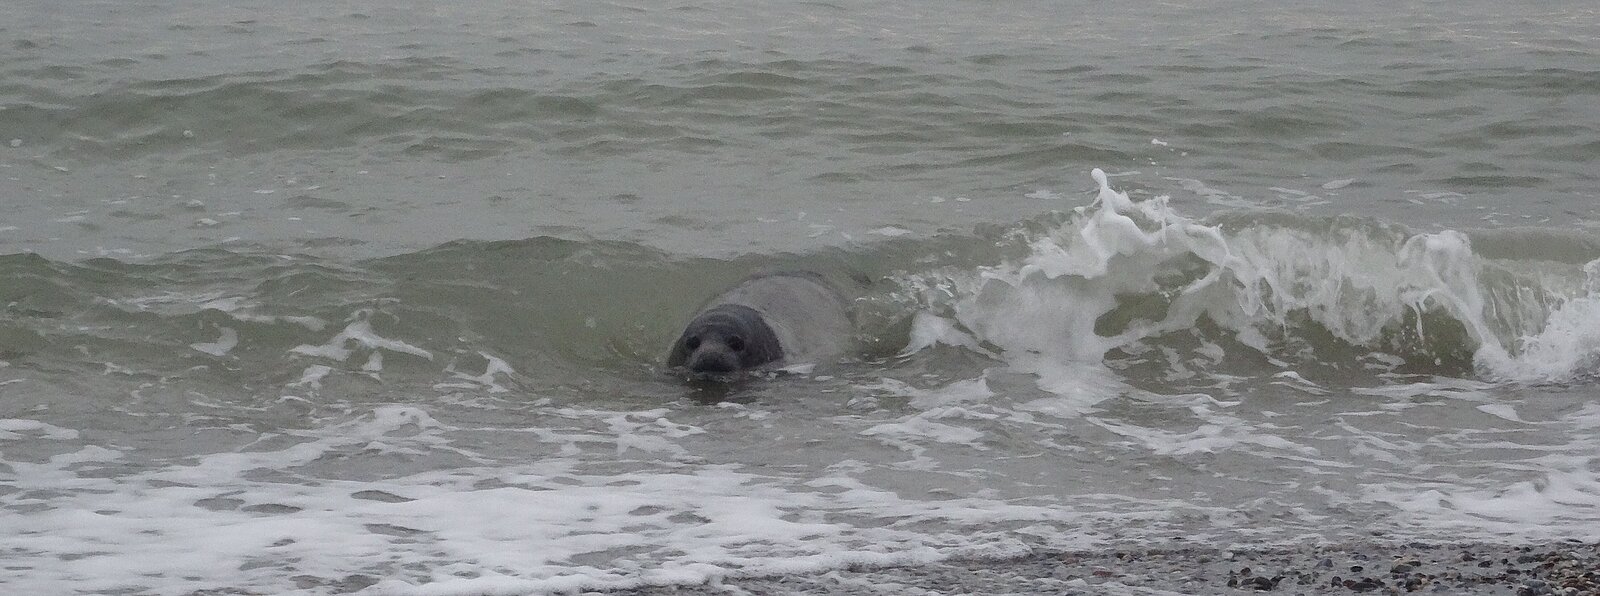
685, 335, 701, 350
727, 335, 745, 352
691, 355, 736, 374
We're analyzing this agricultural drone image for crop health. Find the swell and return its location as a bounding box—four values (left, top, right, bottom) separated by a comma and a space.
5, 50, 1594, 207
2, 63, 602, 162
6, 188, 1600, 402
0, 239, 907, 401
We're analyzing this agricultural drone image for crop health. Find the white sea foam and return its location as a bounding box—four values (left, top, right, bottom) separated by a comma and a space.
291, 310, 433, 363
188, 326, 238, 357
6, 376, 1597, 595
1363, 465, 1600, 541
292, 364, 333, 389
1474, 279, 1600, 382
906, 168, 1600, 387
1166, 176, 1255, 209
437, 352, 516, 393
1, 404, 1138, 596
900, 311, 994, 358
0, 418, 80, 440
906, 377, 994, 409
11, 168, 1600, 596
862, 408, 989, 451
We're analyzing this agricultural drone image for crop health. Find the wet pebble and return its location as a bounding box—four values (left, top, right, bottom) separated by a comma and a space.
614, 540, 1600, 596
1344, 576, 1385, 592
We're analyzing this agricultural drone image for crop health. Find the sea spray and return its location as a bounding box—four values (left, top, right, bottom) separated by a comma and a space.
1475, 258, 1600, 382
900, 169, 1600, 386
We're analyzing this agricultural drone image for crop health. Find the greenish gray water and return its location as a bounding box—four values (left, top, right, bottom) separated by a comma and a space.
5, 0, 1596, 260
2, 1, 1599, 594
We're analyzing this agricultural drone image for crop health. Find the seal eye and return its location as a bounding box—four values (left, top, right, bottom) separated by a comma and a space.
684, 335, 701, 350
726, 335, 745, 352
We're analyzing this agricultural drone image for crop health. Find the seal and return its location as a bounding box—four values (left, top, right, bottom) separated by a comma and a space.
667, 272, 852, 376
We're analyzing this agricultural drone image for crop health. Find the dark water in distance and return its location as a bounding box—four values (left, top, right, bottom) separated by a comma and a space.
5, 0, 1597, 259
3, 1, 1599, 594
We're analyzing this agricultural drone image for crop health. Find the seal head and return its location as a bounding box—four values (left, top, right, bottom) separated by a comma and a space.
666, 304, 784, 375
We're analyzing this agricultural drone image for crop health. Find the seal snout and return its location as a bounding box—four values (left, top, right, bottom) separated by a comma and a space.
685, 344, 740, 374
667, 303, 783, 377
681, 331, 746, 374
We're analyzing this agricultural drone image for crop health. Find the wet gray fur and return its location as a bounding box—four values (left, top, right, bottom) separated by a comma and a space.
667, 272, 852, 374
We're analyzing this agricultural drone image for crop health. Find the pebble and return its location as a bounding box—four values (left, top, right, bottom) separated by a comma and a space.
1240, 575, 1276, 590
607, 541, 1600, 595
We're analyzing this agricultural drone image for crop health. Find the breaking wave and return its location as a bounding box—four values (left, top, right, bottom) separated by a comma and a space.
5, 170, 1600, 398
893, 169, 1600, 386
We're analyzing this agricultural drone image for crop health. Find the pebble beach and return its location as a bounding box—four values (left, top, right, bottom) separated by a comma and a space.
618, 541, 1600, 595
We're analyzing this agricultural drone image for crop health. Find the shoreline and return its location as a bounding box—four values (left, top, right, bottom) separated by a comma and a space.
614, 540, 1600, 595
